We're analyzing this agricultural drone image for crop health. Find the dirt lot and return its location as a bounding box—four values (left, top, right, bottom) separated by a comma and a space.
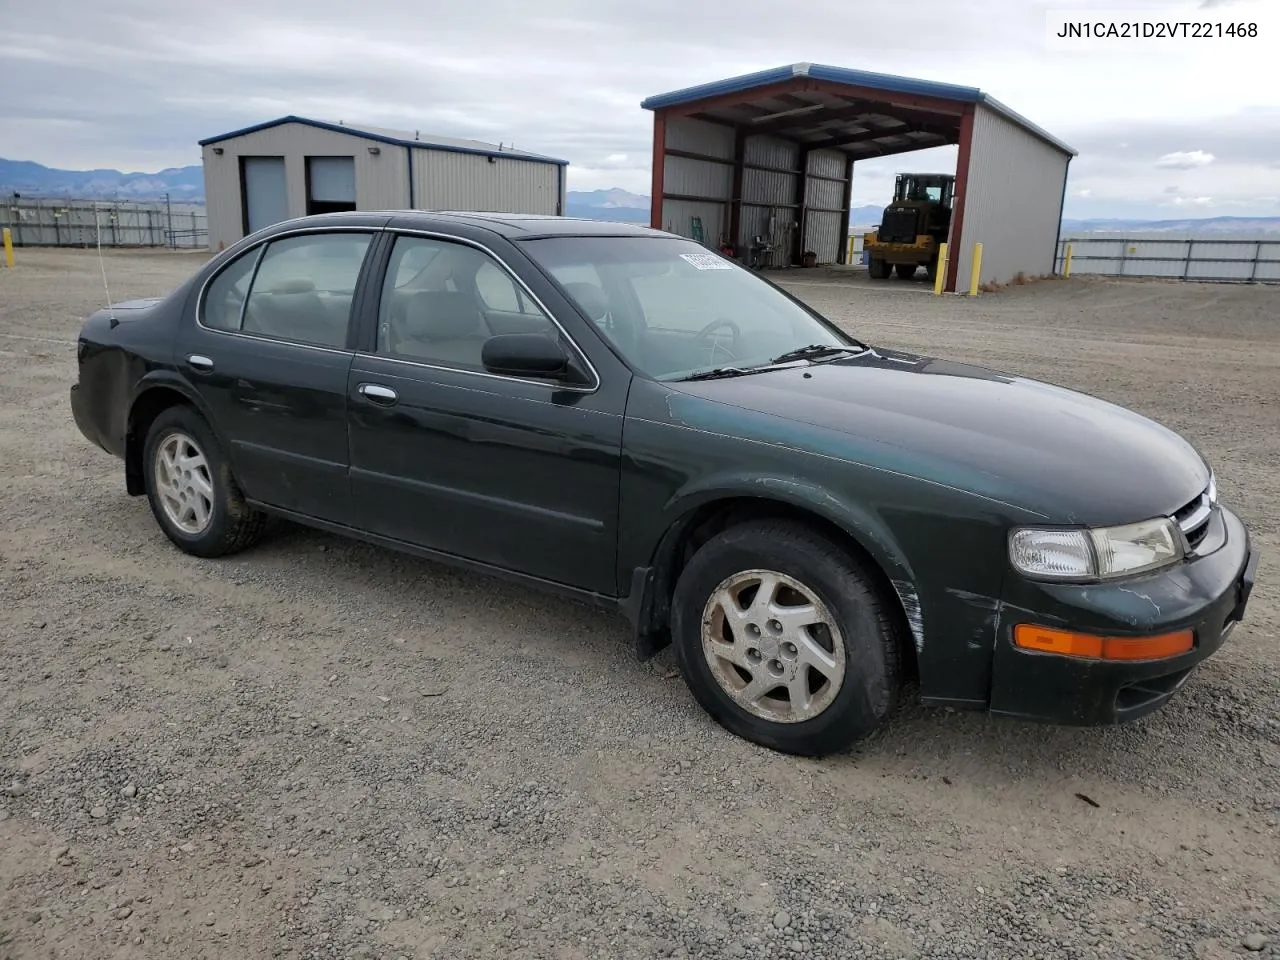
0, 248, 1277, 960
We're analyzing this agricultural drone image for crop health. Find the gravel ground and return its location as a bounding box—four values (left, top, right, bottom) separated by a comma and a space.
0, 248, 1277, 960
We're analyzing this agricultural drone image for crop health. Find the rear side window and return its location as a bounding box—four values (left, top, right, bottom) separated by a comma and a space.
200, 231, 373, 349
242, 233, 373, 348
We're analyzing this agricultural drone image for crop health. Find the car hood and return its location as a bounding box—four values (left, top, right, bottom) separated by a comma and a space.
668, 348, 1210, 525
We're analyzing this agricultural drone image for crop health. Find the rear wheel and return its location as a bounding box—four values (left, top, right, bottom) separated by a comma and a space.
925, 256, 939, 284
142, 405, 266, 558
868, 258, 891, 280
894, 264, 916, 280
670, 520, 903, 757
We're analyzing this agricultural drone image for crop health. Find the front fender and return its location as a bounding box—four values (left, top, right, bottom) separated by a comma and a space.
661, 469, 920, 607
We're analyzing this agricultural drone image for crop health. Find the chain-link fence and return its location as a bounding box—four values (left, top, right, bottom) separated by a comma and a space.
0, 195, 207, 249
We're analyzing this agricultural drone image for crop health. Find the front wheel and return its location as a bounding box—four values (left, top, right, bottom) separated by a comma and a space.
868, 258, 891, 280
670, 521, 904, 756
142, 405, 266, 558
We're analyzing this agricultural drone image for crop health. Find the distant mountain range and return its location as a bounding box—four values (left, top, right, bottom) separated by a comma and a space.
5, 158, 1278, 236
0, 158, 204, 201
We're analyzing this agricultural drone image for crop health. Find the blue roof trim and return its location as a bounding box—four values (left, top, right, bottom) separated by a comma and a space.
198, 115, 570, 166
640, 62, 1075, 157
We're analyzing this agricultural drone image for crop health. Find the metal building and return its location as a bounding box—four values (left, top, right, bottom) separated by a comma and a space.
198, 116, 569, 251
641, 63, 1077, 292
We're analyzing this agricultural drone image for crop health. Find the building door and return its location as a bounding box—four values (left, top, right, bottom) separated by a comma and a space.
241, 156, 288, 236
306, 156, 357, 215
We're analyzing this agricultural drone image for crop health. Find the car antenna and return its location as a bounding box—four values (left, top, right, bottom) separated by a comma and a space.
94, 201, 118, 328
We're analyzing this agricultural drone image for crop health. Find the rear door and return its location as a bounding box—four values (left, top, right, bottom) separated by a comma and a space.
176, 228, 380, 525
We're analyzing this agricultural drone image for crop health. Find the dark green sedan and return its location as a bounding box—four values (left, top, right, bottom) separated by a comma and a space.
70, 212, 1258, 757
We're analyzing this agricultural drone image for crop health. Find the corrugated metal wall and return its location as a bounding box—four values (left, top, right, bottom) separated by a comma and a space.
202, 123, 410, 250
660, 117, 733, 243
412, 150, 560, 215
656, 119, 849, 264
955, 105, 1070, 291
803, 149, 847, 264
740, 135, 800, 267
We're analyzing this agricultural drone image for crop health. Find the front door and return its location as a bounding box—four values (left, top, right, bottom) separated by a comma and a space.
176, 228, 378, 525
346, 231, 627, 595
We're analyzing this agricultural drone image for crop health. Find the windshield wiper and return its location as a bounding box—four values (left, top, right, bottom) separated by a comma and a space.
769, 344, 861, 365
679, 365, 760, 382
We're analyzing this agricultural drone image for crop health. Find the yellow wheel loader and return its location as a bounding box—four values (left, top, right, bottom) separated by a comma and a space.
863, 173, 955, 282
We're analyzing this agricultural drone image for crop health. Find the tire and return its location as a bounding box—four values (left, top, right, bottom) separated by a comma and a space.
925, 257, 939, 283
868, 258, 891, 280
670, 520, 903, 757
895, 264, 916, 280
142, 405, 266, 558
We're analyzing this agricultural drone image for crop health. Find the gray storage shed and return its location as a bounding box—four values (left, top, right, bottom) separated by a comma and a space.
642, 63, 1077, 292
199, 116, 569, 251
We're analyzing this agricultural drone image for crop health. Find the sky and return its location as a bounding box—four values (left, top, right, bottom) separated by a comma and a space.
2, 0, 1277, 219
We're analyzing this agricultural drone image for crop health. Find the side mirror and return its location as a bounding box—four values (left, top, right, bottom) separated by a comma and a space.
481, 333, 586, 383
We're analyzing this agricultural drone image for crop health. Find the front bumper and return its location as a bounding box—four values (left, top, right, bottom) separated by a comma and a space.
988, 505, 1256, 726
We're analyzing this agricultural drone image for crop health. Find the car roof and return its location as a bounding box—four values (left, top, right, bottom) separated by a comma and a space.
254, 210, 669, 241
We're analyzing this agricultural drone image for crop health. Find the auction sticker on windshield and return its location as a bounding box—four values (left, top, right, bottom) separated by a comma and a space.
680, 253, 734, 270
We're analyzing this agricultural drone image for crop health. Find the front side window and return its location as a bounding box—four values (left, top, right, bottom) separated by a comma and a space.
233, 232, 373, 348
521, 235, 856, 381
376, 235, 556, 370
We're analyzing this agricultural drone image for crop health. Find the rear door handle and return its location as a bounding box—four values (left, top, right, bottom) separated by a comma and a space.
187, 354, 214, 372
358, 383, 398, 405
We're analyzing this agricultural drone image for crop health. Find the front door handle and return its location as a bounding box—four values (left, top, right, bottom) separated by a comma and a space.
358, 383, 398, 405
187, 354, 214, 373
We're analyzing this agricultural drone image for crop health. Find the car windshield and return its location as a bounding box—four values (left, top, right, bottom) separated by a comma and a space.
520, 235, 860, 381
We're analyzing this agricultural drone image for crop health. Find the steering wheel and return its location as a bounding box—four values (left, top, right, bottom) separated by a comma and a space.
693, 318, 741, 363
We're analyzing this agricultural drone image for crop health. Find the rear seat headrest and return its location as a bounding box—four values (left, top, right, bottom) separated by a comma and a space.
265, 277, 318, 295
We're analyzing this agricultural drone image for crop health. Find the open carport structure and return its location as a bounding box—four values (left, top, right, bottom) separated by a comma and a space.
641, 63, 1077, 293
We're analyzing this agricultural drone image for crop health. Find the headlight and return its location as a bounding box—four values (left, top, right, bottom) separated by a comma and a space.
1010, 517, 1183, 582
1206, 472, 1217, 504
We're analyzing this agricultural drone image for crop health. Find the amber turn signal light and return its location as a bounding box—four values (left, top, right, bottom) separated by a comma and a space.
1013, 625, 1194, 661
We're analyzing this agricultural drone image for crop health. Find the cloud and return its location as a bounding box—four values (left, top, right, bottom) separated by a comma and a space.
1172, 196, 1214, 207
1156, 151, 1216, 169
1, 0, 1277, 212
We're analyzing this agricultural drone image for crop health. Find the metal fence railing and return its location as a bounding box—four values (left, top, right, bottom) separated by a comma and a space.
0, 195, 208, 249
1055, 236, 1280, 283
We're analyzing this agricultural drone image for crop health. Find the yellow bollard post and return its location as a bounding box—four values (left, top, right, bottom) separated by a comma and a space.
933, 242, 949, 295
969, 242, 984, 296
2, 228, 13, 268
1064, 242, 1073, 278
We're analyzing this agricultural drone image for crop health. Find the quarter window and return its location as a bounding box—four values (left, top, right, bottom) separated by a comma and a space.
227, 232, 373, 348
376, 235, 556, 370
201, 249, 258, 331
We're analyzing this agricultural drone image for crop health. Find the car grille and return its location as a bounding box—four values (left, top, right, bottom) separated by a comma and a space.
1173, 487, 1213, 551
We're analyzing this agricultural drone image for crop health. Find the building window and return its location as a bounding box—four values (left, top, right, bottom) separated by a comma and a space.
305, 156, 357, 215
